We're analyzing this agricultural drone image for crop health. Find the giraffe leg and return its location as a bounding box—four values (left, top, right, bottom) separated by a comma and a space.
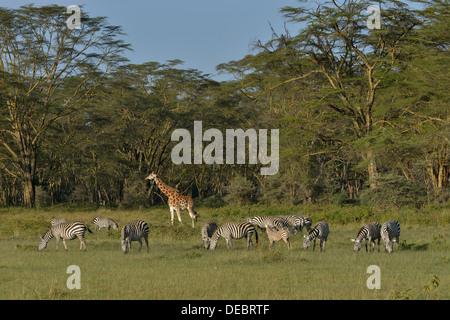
169, 206, 175, 225
175, 207, 183, 225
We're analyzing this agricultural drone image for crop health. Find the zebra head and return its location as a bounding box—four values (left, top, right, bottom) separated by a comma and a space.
113, 222, 119, 230
38, 237, 47, 251
121, 239, 130, 254
209, 238, 218, 251
303, 235, 311, 250
350, 238, 363, 253
385, 239, 394, 253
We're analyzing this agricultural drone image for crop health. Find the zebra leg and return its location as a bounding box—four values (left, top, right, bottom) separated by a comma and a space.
138, 239, 143, 252
226, 238, 233, 249
287, 239, 291, 249
62, 238, 68, 251
322, 238, 326, 252
79, 237, 86, 251
313, 238, 316, 251
55, 237, 60, 251
144, 235, 149, 252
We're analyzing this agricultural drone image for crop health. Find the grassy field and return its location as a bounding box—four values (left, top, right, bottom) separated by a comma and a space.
0, 204, 448, 300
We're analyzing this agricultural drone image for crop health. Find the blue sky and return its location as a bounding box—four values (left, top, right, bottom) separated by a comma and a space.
1, 0, 301, 81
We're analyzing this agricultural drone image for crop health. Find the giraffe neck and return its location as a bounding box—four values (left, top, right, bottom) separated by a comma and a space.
155, 177, 175, 196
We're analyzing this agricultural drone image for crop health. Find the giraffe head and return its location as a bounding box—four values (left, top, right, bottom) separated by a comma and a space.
144, 172, 157, 181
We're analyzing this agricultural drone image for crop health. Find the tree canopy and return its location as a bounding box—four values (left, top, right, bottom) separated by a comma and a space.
0, 1, 448, 209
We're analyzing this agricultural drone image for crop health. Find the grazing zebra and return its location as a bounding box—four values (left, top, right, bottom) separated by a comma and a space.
265, 225, 291, 249
277, 214, 312, 233
247, 215, 287, 231
51, 218, 68, 226
209, 222, 258, 251
303, 221, 329, 252
121, 220, 149, 254
351, 222, 381, 253
201, 221, 218, 249
381, 220, 401, 253
93, 216, 119, 232
38, 221, 93, 251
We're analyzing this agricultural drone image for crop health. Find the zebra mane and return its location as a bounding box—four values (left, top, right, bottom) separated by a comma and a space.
306, 227, 319, 240
41, 229, 54, 241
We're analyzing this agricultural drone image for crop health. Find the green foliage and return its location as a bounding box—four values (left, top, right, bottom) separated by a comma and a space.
359, 175, 427, 209
223, 176, 257, 206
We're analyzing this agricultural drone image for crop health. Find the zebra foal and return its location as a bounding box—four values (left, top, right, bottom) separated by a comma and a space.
381, 220, 401, 253
201, 221, 218, 249
39, 221, 92, 251
209, 222, 258, 251
351, 222, 381, 253
303, 221, 329, 252
93, 216, 119, 232
265, 225, 291, 249
121, 220, 149, 254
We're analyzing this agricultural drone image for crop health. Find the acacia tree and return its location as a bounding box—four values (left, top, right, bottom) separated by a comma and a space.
0, 5, 129, 207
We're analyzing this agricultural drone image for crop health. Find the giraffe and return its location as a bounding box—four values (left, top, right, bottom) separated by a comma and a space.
145, 172, 198, 227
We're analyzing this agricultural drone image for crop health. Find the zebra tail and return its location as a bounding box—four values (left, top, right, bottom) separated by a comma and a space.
255, 229, 259, 246
86, 226, 93, 233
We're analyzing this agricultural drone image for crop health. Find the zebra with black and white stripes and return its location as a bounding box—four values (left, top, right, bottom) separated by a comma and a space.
209, 222, 258, 251
247, 215, 287, 231
121, 220, 149, 254
303, 221, 329, 252
277, 214, 312, 233
381, 220, 401, 253
51, 218, 68, 226
201, 221, 218, 249
38, 221, 93, 251
93, 216, 119, 232
351, 222, 381, 253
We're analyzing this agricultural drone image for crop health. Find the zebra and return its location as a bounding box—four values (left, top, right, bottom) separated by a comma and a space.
381, 220, 401, 253
209, 222, 258, 251
265, 225, 291, 249
38, 221, 93, 251
93, 216, 119, 232
121, 220, 149, 254
51, 218, 68, 226
351, 222, 381, 253
277, 214, 312, 233
247, 215, 287, 231
201, 221, 218, 249
303, 221, 329, 252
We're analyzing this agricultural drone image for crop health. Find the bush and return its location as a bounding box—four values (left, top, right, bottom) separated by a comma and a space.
359, 174, 426, 209
223, 176, 257, 206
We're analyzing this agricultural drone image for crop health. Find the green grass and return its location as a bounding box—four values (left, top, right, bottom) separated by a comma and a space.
0, 204, 448, 300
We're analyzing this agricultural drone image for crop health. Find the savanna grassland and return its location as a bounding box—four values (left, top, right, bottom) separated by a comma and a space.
0, 204, 448, 300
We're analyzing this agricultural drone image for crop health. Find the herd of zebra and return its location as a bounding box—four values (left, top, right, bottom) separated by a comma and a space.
202, 215, 401, 254
37, 214, 401, 254
38, 217, 149, 254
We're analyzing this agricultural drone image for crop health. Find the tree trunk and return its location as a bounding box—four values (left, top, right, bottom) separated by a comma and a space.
21, 154, 36, 209
367, 149, 378, 188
